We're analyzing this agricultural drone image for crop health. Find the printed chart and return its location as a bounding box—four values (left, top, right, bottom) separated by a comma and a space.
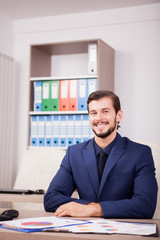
0, 216, 157, 236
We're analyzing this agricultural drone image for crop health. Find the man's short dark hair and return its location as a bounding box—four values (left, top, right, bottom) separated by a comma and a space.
87, 90, 121, 114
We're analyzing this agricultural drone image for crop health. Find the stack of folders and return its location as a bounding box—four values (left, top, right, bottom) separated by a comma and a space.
34, 78, 97, 112
30, 114, 94, 148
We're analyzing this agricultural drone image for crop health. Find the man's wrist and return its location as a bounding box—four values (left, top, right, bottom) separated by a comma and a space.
87, 202, 103, 217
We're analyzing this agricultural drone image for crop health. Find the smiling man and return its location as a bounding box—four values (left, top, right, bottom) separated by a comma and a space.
44, 90, 158, 218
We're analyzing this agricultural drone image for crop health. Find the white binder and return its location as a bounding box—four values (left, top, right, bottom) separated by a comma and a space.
88, 44, 97, 74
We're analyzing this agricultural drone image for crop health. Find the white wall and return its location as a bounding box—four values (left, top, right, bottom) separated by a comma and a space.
0, 14, 13, 56
12, 3, 160, 169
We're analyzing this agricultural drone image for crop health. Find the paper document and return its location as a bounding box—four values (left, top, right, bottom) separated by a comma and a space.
57, 219, 157, 236
0, 216, 89, 233
0, 217, 157, 236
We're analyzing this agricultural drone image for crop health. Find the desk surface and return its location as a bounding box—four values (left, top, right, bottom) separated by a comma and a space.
0, 208, 160, 240
0, 193, 43, 203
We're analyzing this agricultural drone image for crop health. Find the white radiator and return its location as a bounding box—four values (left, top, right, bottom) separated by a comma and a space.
0, 53, 16, 190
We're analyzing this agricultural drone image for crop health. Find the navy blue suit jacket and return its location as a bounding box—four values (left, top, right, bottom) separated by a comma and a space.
44, 134, 158, 218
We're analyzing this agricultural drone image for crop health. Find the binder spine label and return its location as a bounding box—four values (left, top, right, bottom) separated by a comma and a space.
43, 83, 49, 99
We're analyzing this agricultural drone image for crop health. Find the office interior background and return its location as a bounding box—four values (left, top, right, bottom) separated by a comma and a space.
0, 0, 160, 189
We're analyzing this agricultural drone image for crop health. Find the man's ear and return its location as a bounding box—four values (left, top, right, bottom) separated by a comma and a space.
116, 110, 123, 123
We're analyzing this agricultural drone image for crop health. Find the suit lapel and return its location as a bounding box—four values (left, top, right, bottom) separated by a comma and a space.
98, 134, 126, 195
83, 139, 99, 195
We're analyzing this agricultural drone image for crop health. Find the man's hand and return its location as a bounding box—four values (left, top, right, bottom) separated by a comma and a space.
54, 202, 103, 217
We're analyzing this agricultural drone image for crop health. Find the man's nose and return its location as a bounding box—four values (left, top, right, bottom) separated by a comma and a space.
96, 111, 104, 120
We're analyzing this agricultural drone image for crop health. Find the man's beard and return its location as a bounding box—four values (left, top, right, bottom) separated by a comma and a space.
92, 118, 117, 139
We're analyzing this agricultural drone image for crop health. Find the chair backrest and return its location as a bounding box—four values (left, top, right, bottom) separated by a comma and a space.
149, 143, 160, 219
14, 148, 66, 191
136, 141, 160, 219
13, 148, 66, 210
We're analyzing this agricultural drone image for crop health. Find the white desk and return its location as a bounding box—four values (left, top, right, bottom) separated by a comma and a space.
0, 208, 160, 240
0, 193, 43, 203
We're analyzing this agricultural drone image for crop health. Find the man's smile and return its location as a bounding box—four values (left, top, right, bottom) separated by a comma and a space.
93, 121, 109, 127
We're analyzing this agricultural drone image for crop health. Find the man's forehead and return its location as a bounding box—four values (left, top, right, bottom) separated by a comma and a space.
89, 97, 113, 110
90, 97, 113, 105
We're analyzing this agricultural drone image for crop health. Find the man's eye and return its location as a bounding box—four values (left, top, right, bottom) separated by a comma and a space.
104, 110, 109, 114
90, 112, 96, 115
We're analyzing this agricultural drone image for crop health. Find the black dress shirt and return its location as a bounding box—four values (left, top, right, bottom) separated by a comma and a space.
93, 135, 117, 179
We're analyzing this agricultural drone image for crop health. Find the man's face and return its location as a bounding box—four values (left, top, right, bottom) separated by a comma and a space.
88, 97, 122, 139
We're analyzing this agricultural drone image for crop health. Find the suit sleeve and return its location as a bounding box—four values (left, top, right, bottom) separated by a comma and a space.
100, 146, 158, 218
44, 147, 89, 212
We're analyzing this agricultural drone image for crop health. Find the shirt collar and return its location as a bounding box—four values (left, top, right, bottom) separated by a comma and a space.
93, 134, 117, 156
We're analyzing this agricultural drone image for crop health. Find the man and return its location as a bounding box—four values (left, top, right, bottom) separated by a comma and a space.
44, 90, 158, 218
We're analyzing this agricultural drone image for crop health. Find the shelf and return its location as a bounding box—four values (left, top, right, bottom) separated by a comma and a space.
29, 111, 88, 115
30, 75, 97, 81
28, 146, 67, 150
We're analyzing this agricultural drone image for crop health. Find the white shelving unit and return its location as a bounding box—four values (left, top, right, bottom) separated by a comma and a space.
28, 39, 114, 148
